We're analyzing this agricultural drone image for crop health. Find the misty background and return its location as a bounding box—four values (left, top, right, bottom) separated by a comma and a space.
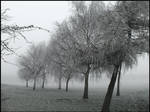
1, 1, 149, 90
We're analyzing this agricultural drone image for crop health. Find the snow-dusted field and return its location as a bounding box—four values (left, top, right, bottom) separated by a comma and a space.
1, 84, 149, 112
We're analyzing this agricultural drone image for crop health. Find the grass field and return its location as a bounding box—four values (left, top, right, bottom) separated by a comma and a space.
1, 84, 149, 112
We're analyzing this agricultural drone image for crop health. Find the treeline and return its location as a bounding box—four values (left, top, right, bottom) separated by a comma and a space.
17, 1, 149, 112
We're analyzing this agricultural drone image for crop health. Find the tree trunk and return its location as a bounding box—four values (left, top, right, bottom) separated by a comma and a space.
65, 77, 70, 92
116, 64, 122, 96
33, 78, 36, 91
101, 65, 119, 112
58, 77, 62, 90
42, 78, 45, 89
83, 65, 90, 99
26, 80, 28, 88
42, 75, 45, 89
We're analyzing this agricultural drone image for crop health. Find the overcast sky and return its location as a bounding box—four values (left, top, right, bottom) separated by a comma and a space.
1, 1, 149, 90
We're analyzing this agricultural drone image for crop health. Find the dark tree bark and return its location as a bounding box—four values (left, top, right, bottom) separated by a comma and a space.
101, 65, 119, 112
42, 78, 45, 89
26, 80, 28, 88
33, 78, 36, 91
42, 75, 46, 89
83, 65, 90, 99
116, 64, 122, 96
65, 77, 70, 92
58, 76, 62, 90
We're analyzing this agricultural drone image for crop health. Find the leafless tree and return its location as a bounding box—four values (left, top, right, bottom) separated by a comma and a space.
18, 42, 47, 90
67, 1, 107, 99
1, 5, 50, 65
18, 68, 32, 87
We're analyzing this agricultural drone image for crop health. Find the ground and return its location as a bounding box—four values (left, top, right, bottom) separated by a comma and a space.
1, 84, 149, 112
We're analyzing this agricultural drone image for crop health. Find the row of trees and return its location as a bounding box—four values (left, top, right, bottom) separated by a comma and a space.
17, 1, 149, 112
18, 41, 83, 90
18, 42, 48, 90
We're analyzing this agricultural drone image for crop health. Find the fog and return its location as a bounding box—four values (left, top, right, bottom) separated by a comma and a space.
1, 1, 149, 91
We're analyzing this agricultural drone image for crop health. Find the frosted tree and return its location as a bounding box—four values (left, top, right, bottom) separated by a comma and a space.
100, 1, 149, 111
46, 38, 64, 90
18, 68, 32, 87
68, 1, 107, 99
18, 54, 35, 88
36, 42, 48, 89
47, 1, 107, 97
47, 19, 85, 91
18, 42, 47, 90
